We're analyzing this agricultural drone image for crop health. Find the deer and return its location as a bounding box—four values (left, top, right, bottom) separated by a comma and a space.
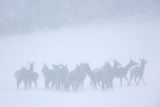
129, 58, 147, 85
113, 59, 138, 87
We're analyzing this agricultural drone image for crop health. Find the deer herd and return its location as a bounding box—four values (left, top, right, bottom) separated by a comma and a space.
14, 58, 147, 91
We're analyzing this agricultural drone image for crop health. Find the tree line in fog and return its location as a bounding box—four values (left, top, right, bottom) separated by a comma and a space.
0, 0, 160, 35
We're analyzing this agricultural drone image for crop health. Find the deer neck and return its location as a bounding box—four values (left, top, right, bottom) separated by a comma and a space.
141, 63, 146, 72
29, 65, 34, 72
124, 63, 133, 72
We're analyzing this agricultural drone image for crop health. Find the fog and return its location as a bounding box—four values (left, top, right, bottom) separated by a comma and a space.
0, 0, 160, 35
0, 0, 160, 107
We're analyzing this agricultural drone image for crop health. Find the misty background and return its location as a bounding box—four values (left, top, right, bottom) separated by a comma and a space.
0, 0, 160, 36
0, 0, 160, 107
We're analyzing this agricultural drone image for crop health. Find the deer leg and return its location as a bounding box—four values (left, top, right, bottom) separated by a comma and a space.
51, 81, 55, 89
17, 80, 21, 89
137, 77, 141, 85
71, 83, 74, 91
28, 80, 32, 88
34, 80, 37, 88
74, 83, 79, 92
142, 77, 146, 85
90, 80, 92, 88
134, 77, 138, 85
129, 75, 133, 85
110, 78, 114, 90
106, 80, 109, 89
23, 80, 27, 90
45, 79, 49, 89
120, 78, 122, 87
94, 81, 98, 90
102, 82, 105, 91
124, 76, 129, 86
97, 81, 101, 88
90, 80, 93, 90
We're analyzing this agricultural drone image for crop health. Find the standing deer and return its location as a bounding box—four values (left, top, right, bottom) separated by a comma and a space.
113, 59, 138, 86
28, 62, 39, 88
129, 58, 147, 85
68, 63, 90, 91
15, 66, 28, 89
15, 62, 39, 89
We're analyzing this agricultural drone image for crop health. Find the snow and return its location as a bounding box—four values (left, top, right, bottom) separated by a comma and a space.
0, 85, 159, 107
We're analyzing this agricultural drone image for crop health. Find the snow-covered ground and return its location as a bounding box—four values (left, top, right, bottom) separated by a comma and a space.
0, 19, 160, 107
0, 85, 159, 107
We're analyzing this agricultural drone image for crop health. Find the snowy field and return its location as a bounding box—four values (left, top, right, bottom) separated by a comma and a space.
0, 85, 160, 107
0, 19, 160, 107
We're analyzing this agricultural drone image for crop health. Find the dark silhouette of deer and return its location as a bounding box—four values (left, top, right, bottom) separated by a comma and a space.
113, 59, 138, 87
68, 63, 90, 91
15, 62, 39, 89
41, 64, 54, 89
52, 64, 69, 91
88, 61, 120, 91
87, 68, 100, 90
15, 66, 28, 89
41, 64, 70, 90
99, 62, 113, 90
27, 62, 39, 88
129, 58, 147, 85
